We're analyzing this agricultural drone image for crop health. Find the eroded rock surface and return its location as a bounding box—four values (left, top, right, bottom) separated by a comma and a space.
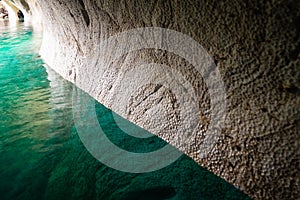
8, 0, 300, 199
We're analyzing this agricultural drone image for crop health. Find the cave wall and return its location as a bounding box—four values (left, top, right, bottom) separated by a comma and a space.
1, 0, 19, 22
11, 0, 300, 199
1, 0, 42, 26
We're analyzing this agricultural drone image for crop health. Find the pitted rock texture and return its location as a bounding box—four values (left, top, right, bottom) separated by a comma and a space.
11, 0, 300, 199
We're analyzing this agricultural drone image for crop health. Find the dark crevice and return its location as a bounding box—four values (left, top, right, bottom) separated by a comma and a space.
69, 11, 74, 18
17, 10, 24, 22
77, 0, 85, 8
77, 0, 90, 27
132, 84, 163, 109
20, 0, 30, 12
81, 9, 90, 27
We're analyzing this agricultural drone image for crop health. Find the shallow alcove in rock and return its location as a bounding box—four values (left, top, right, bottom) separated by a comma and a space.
17, 9, 24, 21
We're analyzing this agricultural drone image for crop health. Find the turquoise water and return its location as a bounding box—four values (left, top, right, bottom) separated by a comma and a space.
0, 23, 250, 200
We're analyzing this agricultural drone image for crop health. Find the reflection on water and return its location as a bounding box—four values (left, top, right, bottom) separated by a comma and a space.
0, 23, 250, 199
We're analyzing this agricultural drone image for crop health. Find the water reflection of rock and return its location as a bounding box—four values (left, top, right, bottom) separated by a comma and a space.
44, 64, 74, 148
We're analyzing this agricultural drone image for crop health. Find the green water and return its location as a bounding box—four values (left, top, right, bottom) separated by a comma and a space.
0, 23, 250, 200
